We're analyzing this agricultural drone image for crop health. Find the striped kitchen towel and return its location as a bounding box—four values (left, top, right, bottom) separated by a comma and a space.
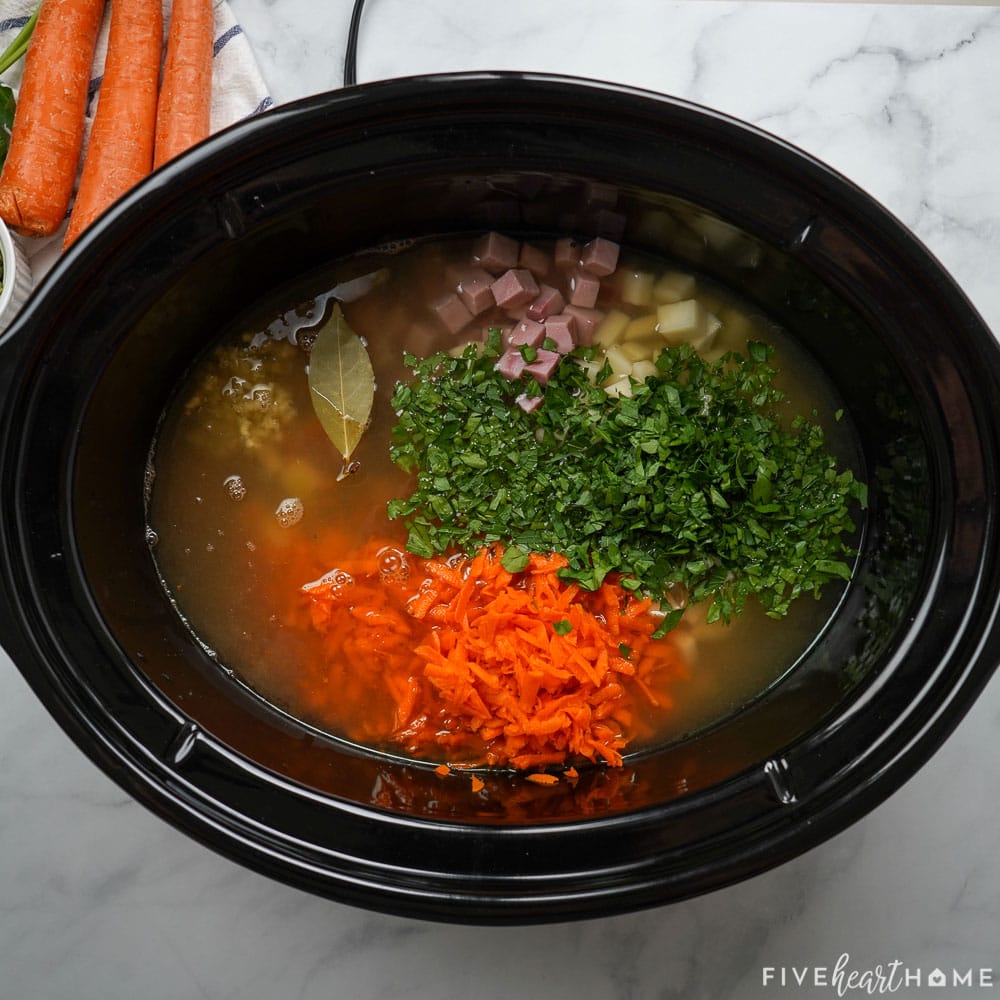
0, 0, 273, 280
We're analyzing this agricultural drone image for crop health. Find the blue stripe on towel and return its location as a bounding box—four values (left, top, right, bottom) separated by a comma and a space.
213, 23, 242, 57
0, 15, 31, 33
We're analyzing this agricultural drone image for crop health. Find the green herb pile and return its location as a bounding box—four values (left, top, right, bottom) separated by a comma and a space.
387, 331, 867, 632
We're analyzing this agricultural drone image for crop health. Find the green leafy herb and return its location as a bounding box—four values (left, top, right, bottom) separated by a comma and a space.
500, 544, 531, 573
553, 619, 573, 636
0, 85, 15, 169
308, 304, 375, 474
387, 340, 866, 628
0, 2, 39, 171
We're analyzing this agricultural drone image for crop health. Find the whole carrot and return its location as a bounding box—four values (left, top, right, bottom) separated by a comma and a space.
154, 0, 214, 168
0, 0, 106, 237
64, 0, 164, 247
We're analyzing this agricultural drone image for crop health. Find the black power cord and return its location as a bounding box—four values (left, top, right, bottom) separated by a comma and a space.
344, 0, 369, 87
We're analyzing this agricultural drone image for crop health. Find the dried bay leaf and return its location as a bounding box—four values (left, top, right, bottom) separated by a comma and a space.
308, 304, 375, 467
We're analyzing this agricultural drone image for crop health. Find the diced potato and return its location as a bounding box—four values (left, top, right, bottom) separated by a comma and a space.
603, 344, 633, 377
632, 209, 677, 245
653, 270, 697, 304
621, 340, 654, 362
618, 270, 656, 307
630, 359, 659, 382
693, 313, 723, 352
603, 375, 634, 398
687, 214, 762, 269
667, 225, 708, 262
573, 357, 604, 384
623, 314, 658, 341
593, 309, 630, 347
656, 299, 721, 349
687, 214, 745, 252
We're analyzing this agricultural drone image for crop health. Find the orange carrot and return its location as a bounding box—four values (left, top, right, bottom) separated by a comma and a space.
63, 0, 163, 247
303, 543, 687, 771
0, 0, 107, 237
153, 0, 214, 168
525, 773, 560, 786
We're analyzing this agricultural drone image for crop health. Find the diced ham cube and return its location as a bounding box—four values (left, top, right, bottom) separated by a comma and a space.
543, 314, 576, 354
580, 237, 620, 277
452, 266, 495, 316
526, 284, 565, 321
495, 348, 528, 380
473, 231, 519, 274
516, 393, 544, 413
491, 268, 539, 309
432, 292, 474, 335
563, 305, 604, 345
524, 349, 562, 386
508, 319, 546, 349
554, 237, 581, 270
568, 269, 601, 308
518, 243, 551, 278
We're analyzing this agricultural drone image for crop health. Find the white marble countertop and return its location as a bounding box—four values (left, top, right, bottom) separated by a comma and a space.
3, 2, 1000, 997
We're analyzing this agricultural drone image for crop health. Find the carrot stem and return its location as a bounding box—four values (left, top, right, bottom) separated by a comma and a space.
0, 6, 40, 75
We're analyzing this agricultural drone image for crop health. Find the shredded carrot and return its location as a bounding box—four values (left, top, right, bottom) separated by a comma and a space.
434, 763, 451, 777
470, 776, 485, 793
302, 543, 687, 772
0, 0, 106, 237
153, 0, 213, 168
525, 773, 560, 786
63, 0, 162, 246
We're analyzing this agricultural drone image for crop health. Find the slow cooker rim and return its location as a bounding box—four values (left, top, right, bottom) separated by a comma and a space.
1, 72, 999, 923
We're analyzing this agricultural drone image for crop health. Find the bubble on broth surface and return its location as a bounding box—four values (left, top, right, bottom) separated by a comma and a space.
222, 376, 249, 399
223, 474, 247, 501
377, 545, 411, 584
306, 568, 354, 601
245, 384, 273, 409
275, 496, 304, 528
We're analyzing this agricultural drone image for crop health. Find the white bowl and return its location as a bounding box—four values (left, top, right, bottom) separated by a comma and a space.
0, 219, 33, 333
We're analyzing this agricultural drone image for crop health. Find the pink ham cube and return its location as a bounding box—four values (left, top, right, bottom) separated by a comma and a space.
526, 284, 565, 321
508, 318, 546, 349
453, 266, 495, 316
518, 242, 551, 278
563, 305, 604, 345
491, 268, 539, 310
473, 231, 519, 274
524, 349, 562, 386
568, 269, 601, 308
432, 292, 474, 335
554, 237, 581, 270
516, 393, 544, 413
580, 237, 620, 277
543, 314, 576, 353
495, 348, 528, 380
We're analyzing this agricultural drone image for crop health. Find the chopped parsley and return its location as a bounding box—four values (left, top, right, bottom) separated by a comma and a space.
387, 332, 866, 629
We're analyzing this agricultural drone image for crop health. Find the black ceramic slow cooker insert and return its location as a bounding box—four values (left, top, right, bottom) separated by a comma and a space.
1, 74, 999, 924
